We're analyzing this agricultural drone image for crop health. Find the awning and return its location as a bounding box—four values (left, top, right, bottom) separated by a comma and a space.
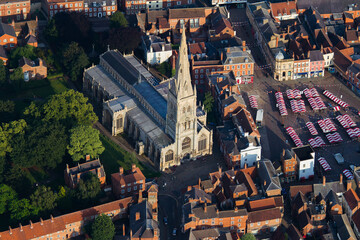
306, 121, 318, 135
326, 132, 343, 144
249, 95, 258, 109
343, 169, 354, 180
309, 136, 326, 148
318, 157, 331, 171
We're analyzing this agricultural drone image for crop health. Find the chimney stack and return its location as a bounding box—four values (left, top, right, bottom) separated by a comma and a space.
29, 220, 33, 229
220, 51, 223, 61
40, 218, 43, 225
135, 212, 141, 221
218, 166, 222, 176
119, 167, 124, 175
276, 37, 279, 48
138, 190, 143, 203
227, 48, 230, 53
198, 178, 201, 188
244, 163, 247, 169
50, 215, 54, 223
347, 181, 352, 191
66, 164, 69, 173
340, 174, 343, 184
234, 207, 238, 213
86, 155, 90, 161
123, 224, 125, 236
187, 186, 192, 191
235, 136, 238, 143
264, 180, 266, 186
19, 224, 22, 232
323, 176, 326, 186
132, 164, 136, 172
9, 227, 12, 235
204, 203, 207, 213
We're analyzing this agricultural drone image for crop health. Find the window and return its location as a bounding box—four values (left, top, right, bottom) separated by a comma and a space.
134, 186, 137, 190
198, 135, 207, 151
55, 4, 57, 8
200, 69, 204, 73
195, 69, 198, 73
127, 187, 131, 192
182, 137, 191, 150
116, 117, 123, 129
50, 5, 53, 9
165, 150, 174, 162
70, 4, 73, 7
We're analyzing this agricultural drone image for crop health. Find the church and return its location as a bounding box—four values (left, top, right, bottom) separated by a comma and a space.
83, 30, 213, 171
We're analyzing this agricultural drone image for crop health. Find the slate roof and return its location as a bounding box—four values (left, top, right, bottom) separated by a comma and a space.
258, 159, 281, 193
232, 108, 260, 138
314, 180, 345, 198
287, 224, 303, 240
192, 204, 248, 219
325, 190, 341, 207
130, 201, 159, 239
343, 188, 360, 211
189, 228, 220, 240
334, 214, 357, 240
351, 210, 360, 232
169, 7, 209, 19
297, 0, 360, 14
236, 171, 258, 196
0, 45, 7, 59
0, 23, 15, 37
143, 35, 172, 53
185, 187, 212, 203
248, 207, 281, 223
309, 50, 324, 62
289, 185, 313, 199
345, 29, 358, 42
292, 192, 307, 212
223, 46, 254, 65
25, 34, 37, 44
210, 7, 233, 35
65, 159, 105, 186
298, 211, 311, 230
304, 7, 325, 31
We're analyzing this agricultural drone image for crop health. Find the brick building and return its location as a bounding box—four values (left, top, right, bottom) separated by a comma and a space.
64, 157, 106, 188
280, 148, 298, 182
0, 0, 30, 23
0, 197, 132, 239
19, 57, 47, 80
247, 207, 282, 234
343, 187, 360, 222
111, 164, 146, 199
309, 50, 325, 77
0, 22, 17, 49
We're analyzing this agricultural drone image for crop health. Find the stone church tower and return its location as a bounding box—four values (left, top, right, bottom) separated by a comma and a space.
166, 29, 198, 162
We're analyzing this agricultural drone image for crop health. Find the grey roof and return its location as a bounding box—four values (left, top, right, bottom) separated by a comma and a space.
189, 228, 220, 240
191, 204, 247, 219
334, 214, 357, 240
258, 159, 282, 193
297, 0, 360, 14
325, 190, 341, 206
130, 201, 159, 239
309, 50, 324, 62
223, 46, 254, 65
292, 145, 313, 161
185, 188, 212, 203
25, 34, 37, 44
304, 7, 325, 31
230, 183, 247, 194
18, 56, 32, 67
0, 45, 6, 59
0, 23, 15, 37
101, 51, 166, 119
143, 35, 172, 53
314, 180, 345, 198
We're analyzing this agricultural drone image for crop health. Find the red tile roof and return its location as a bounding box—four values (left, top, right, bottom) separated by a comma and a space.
290, 185, 313, 199
0, 197, 132, 240
111, 166, 145, 187
270, 1, 297, 17
189, 42, 206, 55
352, 209, 360, 230
248, 207, 282, 223
343, 188, 360, 211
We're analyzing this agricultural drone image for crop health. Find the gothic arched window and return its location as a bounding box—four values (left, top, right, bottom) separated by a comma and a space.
198, 135, 207, 151
165, 150, 174, 162
183, 107, 186, 113
182, 137, 191, 150
187, 106, 191, 112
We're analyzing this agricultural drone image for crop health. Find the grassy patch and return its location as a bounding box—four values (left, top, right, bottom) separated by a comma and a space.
99, 135, 160, 181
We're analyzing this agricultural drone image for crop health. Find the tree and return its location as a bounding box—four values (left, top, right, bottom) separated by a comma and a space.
91, 214, 115, 240
8, 198, 37, 223
0, 119, 27, 157
203, 92, 214, 113
110, 11, 128, 28
0, 184, 17, 214
30, 186, 58, 213
62, 42, 89, 81
42, 90, 98, 126
68, 125, 105, 162
44, 18, 58, 44
76, 173, 101, 202
241, 233, 256, 240
8, 45, 37, 68
11, 122, 67, 169
0, 60, 7, 86
107, 27, 141, 54
9, 67, 24, 88
0, 100, 15, 113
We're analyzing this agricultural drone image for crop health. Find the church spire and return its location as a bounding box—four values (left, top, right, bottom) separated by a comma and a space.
172, 27, 194, 98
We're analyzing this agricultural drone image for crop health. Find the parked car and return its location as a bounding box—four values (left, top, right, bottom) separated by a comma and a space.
163, 217, 168, 225
172, 228, 177, 236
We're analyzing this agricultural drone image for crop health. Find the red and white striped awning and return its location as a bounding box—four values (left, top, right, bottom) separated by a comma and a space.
318, 118, 337, 133
309, 136, 326, 148
343, 169, 354, 180
275, 92, 288, 116
249, 95, 258, 109
286, 127, 303, 147
336, 114, 356, 129
286, 89, 294, 99
306, 122, 318, 135
326, 132, 343, 144
318, 157, 331, 171
333, 106, 340, 112
323, 90, 349, 108
346, 128, 360, 138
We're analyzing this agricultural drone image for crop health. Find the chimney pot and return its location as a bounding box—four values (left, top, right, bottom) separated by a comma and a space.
323, 176, 326, 186
86, 155, 90, 161
30, 220, 33, 229
340, 174, 343, 184
347, 181, 352, 191
119, 167, 124, 175
132, 164, 136, 172
204, 203, 207, 213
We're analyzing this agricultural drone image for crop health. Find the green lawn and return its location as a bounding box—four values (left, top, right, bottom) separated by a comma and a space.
99, 135, 160, 181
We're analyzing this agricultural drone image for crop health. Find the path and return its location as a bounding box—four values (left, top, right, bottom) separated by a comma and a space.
93, 121, 158, 173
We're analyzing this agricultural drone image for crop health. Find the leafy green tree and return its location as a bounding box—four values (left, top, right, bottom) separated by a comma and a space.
30, 186, 58, 213
110, 11, 128, 28
91, 214, 115, 240
23, 102, 41, 119
9, 67, 24, 88
0, 119, 27, 157
68, 125, 105, 162
62, 42, 89, 81
8, 198, 37, 223
203, 92, 214, 113
0, 100, 15, 113
0, 60, 7, 86
76, 173, 101, 202
241, 233, 256, 240
44, 18, 58, 44
42, 90, 98, 125
11, 122, 67, 169
0, 184, 17, 214
107, 27, 141, 54
9, 45, 37, 68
